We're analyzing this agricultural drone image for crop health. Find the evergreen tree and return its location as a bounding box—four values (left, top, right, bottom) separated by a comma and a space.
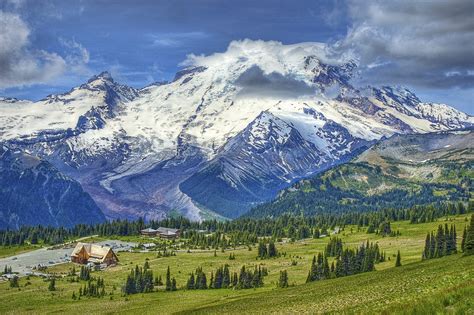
186, 273, 195, 289
434, 225, 445, 258
325, 237, 343, 257
268, 241, 277, 257
422, 233, 431, 260
461, 226, 467, 252
464, 214, 474, 256
123, 262, 153, 294
422, 224, 458, 259
79, 266, 91, 281
378, 221, 392, 236
165, 266, 172, 291
257, 241, 267, 258
222, 265, 231, 288
231, 272, 238, 287
278, 270, 288, 288
171, 278, 177, 291
395, 250, 402, 267
194, 267, 207, 289
9, 275, 19, 288
48, 278, 56, 291
124, 275, 135, 294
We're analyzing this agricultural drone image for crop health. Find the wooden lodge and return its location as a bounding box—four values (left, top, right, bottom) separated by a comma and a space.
140, 227, 180, 239
70, 242, 118, 266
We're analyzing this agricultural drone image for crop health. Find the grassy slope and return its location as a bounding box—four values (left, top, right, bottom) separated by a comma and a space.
188, 254, 474, 314
0, 215, 471, 314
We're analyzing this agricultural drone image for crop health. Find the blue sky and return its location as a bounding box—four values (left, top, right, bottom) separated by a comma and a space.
1, 0, 473, 114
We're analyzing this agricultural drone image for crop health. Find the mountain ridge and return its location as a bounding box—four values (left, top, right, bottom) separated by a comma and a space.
246, 128, 473, 218
1, 40, 472, 222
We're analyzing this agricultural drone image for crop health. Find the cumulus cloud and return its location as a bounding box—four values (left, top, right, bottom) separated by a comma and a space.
0, 11, 90, 89
235, 65, 315, 99
337, 0, 474, 89
182, 39, 346, 72
0, 11, 66, 88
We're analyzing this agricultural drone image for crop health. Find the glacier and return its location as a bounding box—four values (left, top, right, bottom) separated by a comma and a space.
1, 39, 472, 221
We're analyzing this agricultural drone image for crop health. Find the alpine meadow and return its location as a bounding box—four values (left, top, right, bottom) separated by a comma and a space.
0, 1, 473, 314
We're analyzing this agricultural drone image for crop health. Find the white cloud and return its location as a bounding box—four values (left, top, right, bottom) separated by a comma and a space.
336, 0, 474, 88
0, 11, 91, 89
182, 39, 344, 69
0, 11, 66, 88
59, 38, 91, 75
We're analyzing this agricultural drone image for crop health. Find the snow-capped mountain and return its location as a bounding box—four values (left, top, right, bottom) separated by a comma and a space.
1, 40, 472, 221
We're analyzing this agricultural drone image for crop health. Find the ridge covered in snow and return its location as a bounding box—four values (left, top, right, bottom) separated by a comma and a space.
1, 40, 472, 220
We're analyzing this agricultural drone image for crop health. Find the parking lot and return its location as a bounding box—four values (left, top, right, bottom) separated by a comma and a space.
0, 240, 136, 275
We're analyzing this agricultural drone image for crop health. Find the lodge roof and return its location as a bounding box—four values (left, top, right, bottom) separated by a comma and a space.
71, 242, 116, 263
156, 227, 179, 234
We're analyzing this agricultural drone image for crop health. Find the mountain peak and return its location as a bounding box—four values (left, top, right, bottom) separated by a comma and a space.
87, 71, 114, 84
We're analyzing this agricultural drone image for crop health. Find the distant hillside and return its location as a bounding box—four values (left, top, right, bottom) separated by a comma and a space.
246, 129, 473, 218
0, 146, 106, 229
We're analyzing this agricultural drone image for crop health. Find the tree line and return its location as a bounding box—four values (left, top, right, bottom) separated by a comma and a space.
0, 202, 471, 248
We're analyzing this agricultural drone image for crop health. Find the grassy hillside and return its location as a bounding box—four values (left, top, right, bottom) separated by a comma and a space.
247, 130, 473, 218
0, 214, 472, 314
189, 254, 474, 314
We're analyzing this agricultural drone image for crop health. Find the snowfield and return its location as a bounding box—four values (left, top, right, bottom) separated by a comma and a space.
1, 40, 473, 221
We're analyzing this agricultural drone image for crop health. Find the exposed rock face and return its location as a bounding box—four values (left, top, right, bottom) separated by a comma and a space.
0, 40, 472, 221
0, 146, 106, 229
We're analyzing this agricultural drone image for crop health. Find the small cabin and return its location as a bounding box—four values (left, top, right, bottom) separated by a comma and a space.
71, 242, 118, 266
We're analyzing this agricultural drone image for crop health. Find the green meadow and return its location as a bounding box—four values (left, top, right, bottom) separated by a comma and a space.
0, 214, 472, 314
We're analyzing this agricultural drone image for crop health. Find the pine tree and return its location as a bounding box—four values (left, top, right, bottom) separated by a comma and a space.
79, 266, 90, 281
171, 278, 177, 291
222, 265, 230, 288
461, 226, 467, 252
165, 266, 172, 291
278, 270, 288, 288
268, 241, 277, 257
186, 273, 195, 289
322, 255, 330, 279
209, 271, 214, 289
434, 225, 445, 258
9, 275, 19, 288
124, 274, 135, 294
395, 250, 402, 267
48, 278, 56, 291
257, 241, 267, 258
306, 255, 317, 283
464, 214, 474, 256
231, 272, 238, 287
422, 233, 431, 260
453, 225, 457, 253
